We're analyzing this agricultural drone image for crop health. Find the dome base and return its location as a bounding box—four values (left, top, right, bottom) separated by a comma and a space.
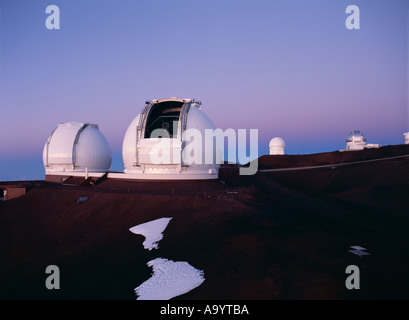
109, 170, 218, 180
346, 142, 366, 150
45, 171, 107, 183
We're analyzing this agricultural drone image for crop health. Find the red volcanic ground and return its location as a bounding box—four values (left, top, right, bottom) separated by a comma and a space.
1, 145, 409, 300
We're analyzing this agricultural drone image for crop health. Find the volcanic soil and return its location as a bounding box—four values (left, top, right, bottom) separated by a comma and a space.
1, 145, 408, 299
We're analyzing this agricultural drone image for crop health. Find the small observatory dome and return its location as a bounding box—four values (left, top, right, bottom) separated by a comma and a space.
43, 122, 112, 173
404, 132, 409, 145
122, 97, 220, 179
269, 137, 285, 155
346, 130, 367, 150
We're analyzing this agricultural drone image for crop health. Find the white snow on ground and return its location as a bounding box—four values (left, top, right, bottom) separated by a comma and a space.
129, 217, 205, 299
135, 258, 205, 300
129, 217, 172, 250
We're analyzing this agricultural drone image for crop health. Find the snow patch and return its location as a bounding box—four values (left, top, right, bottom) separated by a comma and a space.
129, 217, 172, 250
135, 258, 205, 300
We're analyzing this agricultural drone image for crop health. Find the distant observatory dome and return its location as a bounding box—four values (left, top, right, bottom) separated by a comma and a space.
122, 97, 220, 179
269, 137, 285, 155
404, 132, 409, 145
346, 130, 367, 150
43, 122, 112, 173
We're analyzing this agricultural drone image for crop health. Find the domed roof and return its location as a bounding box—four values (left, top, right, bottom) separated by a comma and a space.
269, 137, 285, 148
346, 130, 366, 143
122, 98, 219, 179
43, 122, 112, 172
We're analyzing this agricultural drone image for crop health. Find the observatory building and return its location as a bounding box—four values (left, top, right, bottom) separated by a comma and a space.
43, 99, 220, 182
346, 130, 367, 150
43, 122, 112, 181
345, 130, 380, 151
269, 137, 285, 155
404, 132, 409, 144
115, 97, 220, 180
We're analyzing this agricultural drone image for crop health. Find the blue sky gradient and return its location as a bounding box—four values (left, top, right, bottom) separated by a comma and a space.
0, 0, 408, 180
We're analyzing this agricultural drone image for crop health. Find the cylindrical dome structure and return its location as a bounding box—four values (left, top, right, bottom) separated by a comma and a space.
121, 98, 220, 179
269, 137, 285, 155
346, 130, 367, 150
404, 132, 409, 145
43, 122, 112, 173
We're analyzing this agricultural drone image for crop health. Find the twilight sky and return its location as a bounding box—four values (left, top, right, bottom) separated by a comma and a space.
0, 0, 408, 180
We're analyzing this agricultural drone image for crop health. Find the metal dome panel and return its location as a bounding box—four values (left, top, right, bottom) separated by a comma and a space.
43, 122, 112, 173
346, 130, 366, 143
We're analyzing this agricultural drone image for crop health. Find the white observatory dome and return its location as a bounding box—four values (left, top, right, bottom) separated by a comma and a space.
269, 137, 285, 155
121, 98, 220, 180
43, 122, 112, 173
404, 132, 409, 145
346, 130, 367, 150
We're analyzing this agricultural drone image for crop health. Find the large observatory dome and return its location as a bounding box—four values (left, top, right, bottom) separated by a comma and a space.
269, 137, 285, 155
43, 122, 112, 173
122, 98, 220, 180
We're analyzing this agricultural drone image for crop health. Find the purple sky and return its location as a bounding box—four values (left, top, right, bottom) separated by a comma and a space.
0, 0, 408, 180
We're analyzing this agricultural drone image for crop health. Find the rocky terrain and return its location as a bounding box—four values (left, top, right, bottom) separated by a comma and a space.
1, 145, 408, 299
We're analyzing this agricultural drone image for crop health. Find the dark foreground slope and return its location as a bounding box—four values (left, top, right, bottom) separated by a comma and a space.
0, 145, 408, 300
